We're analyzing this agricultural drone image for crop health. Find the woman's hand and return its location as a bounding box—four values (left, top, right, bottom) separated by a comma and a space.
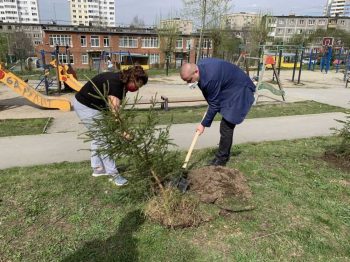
108, 95, 120, 113
122, 131, 133, 141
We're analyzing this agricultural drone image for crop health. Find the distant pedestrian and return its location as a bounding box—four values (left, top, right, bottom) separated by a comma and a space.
180, 58, 255, 166
106, 56, 113, 71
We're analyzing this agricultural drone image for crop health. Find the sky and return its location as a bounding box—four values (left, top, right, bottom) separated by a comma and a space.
38, 0, 326, 26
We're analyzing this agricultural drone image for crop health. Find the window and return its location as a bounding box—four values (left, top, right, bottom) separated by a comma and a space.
90, 35, 99, 47
185, 39, 191, 49
103, 36, 109, 47
80, 35, 86, 46
49, 34, 72, 47
287, 29, 293, 34
308, 19, 315, 25
202, 39, 212, 49
57, 54, 74, 64
149, 54, 160, 64
81, 53, 88, 64
175, 38, 183, 49
141, 37, 158, 48
202, 53, 211, 59
299, 19, 304, 25
119, 36, 138, 48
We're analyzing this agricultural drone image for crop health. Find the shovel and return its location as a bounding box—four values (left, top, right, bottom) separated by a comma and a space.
173, 130, 200, 193
182, 130, 201, 169
182, 110, 207, 169
172, 111, 206, 193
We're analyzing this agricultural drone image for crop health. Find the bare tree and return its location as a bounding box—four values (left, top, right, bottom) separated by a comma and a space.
0, 34, 9, 63
182, 0, 232, 62
157, 23, 180, 74
243, 14, 271, 56
8, 31, 34, 72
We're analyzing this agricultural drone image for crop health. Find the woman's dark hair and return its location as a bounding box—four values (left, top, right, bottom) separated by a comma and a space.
120, 65, 148, 86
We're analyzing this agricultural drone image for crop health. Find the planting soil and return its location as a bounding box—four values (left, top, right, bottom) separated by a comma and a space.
145, 166, 253, 228
187, 166, 252, 210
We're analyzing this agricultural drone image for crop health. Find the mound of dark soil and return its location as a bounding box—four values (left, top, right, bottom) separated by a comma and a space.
187, 166, 252, 205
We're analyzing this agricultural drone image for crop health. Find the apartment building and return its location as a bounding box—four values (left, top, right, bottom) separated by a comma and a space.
223, 12, 259, 30
324, 0, 350, 17
0, 21, 43, 48
0, 0, 39, 23
268, 15, 350, 43
68, 0, 116, 27
160, 18, 193, 35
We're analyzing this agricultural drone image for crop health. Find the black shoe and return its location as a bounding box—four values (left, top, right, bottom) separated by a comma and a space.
207, 158, 227, 166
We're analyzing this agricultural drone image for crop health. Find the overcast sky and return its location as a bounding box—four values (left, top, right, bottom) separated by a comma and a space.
38, 0, 326, 26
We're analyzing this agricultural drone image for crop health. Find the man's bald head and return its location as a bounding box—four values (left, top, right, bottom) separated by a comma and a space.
180, 63, 199, 83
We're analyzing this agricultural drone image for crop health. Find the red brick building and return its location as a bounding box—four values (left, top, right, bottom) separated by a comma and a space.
36, 24, 213, 70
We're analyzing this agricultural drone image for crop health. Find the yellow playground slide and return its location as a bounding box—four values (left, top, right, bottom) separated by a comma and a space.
0, 65, 71, 111
50, 60, 83, 92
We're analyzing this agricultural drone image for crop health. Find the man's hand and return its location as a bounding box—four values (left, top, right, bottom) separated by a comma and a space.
196, 124, 205, 135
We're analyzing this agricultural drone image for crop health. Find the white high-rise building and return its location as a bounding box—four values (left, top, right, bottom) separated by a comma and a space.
0, 0, 40, 23
324, 0, 350, 16
68, 0, 115, 27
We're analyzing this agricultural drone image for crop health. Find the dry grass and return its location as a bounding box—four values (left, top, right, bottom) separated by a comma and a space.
145, 188, 205, 228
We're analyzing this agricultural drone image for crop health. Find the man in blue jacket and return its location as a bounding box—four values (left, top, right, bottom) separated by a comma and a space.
180, 58, 256, 166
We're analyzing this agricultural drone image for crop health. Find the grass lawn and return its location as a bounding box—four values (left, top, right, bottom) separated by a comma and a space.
0, 118, 51, 137
0, 136, 349, 261
136, 101, 346, 125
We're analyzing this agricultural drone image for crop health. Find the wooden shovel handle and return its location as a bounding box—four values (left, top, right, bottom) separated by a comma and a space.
182, 130, 201, 169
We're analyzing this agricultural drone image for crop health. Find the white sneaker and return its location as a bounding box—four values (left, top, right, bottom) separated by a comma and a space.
109, 175, 128, 186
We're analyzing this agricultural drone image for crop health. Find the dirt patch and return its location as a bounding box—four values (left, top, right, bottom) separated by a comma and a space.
330, 179, 350, 187
145, 166, 253, 228
323, 151, 350, 172
187, 166, 252, 210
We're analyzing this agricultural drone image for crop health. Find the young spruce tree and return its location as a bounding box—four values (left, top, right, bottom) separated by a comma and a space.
84, 81, 183, 194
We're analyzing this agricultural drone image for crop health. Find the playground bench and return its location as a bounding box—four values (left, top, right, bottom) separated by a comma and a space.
160, 96, 206, 111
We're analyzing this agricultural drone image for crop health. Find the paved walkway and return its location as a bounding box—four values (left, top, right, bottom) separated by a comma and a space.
0, 70, 349, 170
0, 112, 346, 170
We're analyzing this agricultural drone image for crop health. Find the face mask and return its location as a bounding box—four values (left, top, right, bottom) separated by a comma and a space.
127, 85, 138, 92
188, 81, 199, 89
